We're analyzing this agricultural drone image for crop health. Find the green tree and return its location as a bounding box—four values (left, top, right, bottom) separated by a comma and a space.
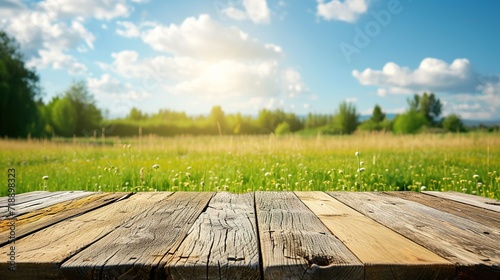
257, 109, 275, 133
210, 105, 226, 134
332, 101, 359, 134
128, 107, 145, 121
393, 110, 429, 134
358, 120, 378, 131
284, 112, 304, 132
442, 114, 465, 132
64, 81, 102, 136
51, 97, 77, 136
359, 105, 389, 132
0, 30, 42, 137
305, 113, 331, 129
275, 122, 291, 135
370, 104, 386, 123
407, 92, 442, 124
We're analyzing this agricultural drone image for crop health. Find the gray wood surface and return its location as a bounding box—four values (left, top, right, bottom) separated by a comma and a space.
423, 191, 500, 212
0, 192, 172, 280
0, 191, 94, 218
0, 191, 65, 217
0, 191, 57, 205
387, 191, 500, 230
166, 192, 260, 280
1, 191, 499, 279
60, 192, 213, 280
0, 192, 129, 246
328, 192, 500, 280
255, 191, 363, 280
296, 191, 455, 280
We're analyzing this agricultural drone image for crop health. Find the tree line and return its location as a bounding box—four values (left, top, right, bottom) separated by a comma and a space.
1, 30, 497, 139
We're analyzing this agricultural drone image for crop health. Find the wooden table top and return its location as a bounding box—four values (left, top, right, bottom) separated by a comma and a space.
1, 191, 499, 280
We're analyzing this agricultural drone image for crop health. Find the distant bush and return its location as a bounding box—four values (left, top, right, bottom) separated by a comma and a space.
358, 119, 392, 132
275, 122, 291, 135
442, 114, 465, 132
393, 111, 429, 134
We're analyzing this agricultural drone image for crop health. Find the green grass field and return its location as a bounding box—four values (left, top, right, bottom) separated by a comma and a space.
1, 133, 499, 199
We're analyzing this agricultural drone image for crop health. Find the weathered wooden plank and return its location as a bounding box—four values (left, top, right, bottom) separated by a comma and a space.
0, 192, 129, 246
0, 191, 59, 206
387, 191, 500, 230
0, 192, 172, 280
0, 191, 94, 218
60, 192, 213, 280
423, 191, 500, 213
165, 192, 260, 280
328, 192, 500, 280
296, 191, 455, 280
0, 191, 66, 217
256, 191, 363, 280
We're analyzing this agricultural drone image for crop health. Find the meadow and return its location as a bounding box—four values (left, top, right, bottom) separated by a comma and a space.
1, 133, 499, 199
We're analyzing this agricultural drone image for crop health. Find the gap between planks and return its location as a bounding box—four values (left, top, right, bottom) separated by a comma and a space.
165, 192, 260, 280
295, 191, 455, 280
0, 192, 173, 279
0, 192, 130, 246
329, 191, 500, 280
255, 191, 364, 280
60, 192, 213, 280
423, 191, 500, 213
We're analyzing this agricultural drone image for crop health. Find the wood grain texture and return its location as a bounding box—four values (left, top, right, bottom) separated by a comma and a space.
0, 191, 94, 218
328, 192, 500, 280
0, 192, 172, 280
60, 192, 213, 280
0, 192, 129, 246
423, 191, 500, 212
0, 191, 58, 206
0, 191, 65, 218
166, 192, 260, 280
256, 191, 363, 280
296, 191, 455, 280
387, 191, 500, 230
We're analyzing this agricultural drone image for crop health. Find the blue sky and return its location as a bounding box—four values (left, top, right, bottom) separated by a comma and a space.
1, 0, 499, 120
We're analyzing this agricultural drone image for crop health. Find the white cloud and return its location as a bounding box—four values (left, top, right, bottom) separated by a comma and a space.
353, 58, 500, 120
101, 50, 307, 99
345, 97, 358, 103
1, 12, 95, 56
243, 0, 271, 24
222, 0, 271, 24
0, 0, 146, 76
0, 0, 25, 17
38, 0, 131, 20
317, 0, 369, 23
442, 94, 497, 120
99, 15, 308, 101
442, 76, 500, 120
222, 7, 248, 21
87, 74, 151, 100
352, 58, 477, 95
141, 15, 280, 60
116, 21, 140, 38
27, 49, 87, 75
